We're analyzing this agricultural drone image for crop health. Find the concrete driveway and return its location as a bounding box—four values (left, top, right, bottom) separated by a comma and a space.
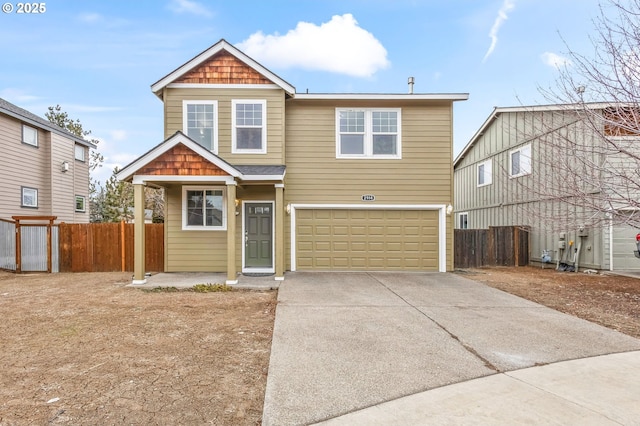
262, 272, 640, 425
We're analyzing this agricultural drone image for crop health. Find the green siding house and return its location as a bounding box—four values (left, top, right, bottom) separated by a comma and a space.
116, 39, 467, 284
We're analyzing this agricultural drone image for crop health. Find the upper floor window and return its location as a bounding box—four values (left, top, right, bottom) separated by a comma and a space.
477, 159, 492, 187
336, 109, 401, 159
232, 100, 266, 154
22, 125, 38, 147
509, 144, 531, 178
75, 144, 85, 162
183, 100, 218, 153
182, 186, 226, 230
21, 187, 38, 208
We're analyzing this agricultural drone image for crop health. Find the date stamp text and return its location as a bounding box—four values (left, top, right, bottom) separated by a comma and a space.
2, 3, 47, 13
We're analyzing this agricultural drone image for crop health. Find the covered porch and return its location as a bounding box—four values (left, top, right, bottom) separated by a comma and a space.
116, 132, 286, 285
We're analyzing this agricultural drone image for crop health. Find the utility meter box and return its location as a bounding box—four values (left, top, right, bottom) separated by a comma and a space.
558, 240, 566, 249
559, 232, 566, 240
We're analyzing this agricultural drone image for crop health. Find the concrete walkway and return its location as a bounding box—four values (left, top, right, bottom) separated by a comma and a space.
262, 272, 640, 425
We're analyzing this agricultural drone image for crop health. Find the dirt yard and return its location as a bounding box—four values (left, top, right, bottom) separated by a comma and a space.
462, 266, 640, 339
0, 272, 276, 426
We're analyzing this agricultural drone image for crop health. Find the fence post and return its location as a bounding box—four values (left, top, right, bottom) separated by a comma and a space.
121, 220, 125, 272
14, 219, 21, 273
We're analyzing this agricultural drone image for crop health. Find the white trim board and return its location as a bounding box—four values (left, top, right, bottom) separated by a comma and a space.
289, 204, 448, 273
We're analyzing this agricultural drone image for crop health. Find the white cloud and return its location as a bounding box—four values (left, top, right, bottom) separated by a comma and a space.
237, 14, 390, 78
167, 0, 213, 18
65, 104, 123, 113
0, 88, 41, 103
110, 130, 127, 142
483, 0, 515, 62
77, 13, 101, 23
541, 52, 572, 69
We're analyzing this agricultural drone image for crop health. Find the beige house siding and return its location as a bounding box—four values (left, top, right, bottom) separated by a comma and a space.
283, 100, 454, 203
163, 87, 286, 165
50, 133, 90, 223
0, 114, 51, 219
284, 99, 455, 271
165, 184, 228, 272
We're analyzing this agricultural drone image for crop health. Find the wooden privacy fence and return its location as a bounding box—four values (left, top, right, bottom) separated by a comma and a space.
454, 226, 529, 269
59, 223, 164, 272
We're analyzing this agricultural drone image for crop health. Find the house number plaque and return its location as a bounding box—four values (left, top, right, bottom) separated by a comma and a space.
361, 194, 375, 202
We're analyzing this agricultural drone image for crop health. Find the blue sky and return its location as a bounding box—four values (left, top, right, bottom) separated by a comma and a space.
0, 0, 602, 186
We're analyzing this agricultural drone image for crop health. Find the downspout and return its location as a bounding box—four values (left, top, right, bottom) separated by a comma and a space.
609, 216, 614, 271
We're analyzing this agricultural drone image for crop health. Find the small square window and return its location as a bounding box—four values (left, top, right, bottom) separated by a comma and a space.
22, 125, 38, 146
75, 144, 85, 162
21, 187, 38, 208
75, 195, 86, 212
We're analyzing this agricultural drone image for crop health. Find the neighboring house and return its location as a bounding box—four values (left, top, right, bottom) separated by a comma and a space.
0, 98, 96, 223
117, 39, 467, 284
454, 104, 640, 272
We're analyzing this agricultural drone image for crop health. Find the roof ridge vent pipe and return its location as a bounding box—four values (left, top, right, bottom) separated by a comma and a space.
408, 77, 415, 94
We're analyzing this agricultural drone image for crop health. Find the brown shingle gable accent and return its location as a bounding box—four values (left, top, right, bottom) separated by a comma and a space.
137, 143, 230, 176
174, 51, 274, 85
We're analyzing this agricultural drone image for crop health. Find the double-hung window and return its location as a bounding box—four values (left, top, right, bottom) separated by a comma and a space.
232, 100, 266, 153
182, 186, 226, 230
183, 100, 218, 153
21, 187, 38, 208
336, 108, 401, 158
509, 144, 532, 177
22, 125, 38, 147
477, 159, 492, 187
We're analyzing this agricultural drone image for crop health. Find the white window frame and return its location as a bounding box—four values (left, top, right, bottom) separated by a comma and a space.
22, 125, 38, 147
181, 186, 227, 231
183, 100, 218, 154
336, 108, 402, 159
232, 99, 267, 154
477, 159, 492, 187
75, 144, 86, 162
458, 212, 469, 229
509, 144, 532, 178
75, 195, 86, 212
21, 187, 38, 208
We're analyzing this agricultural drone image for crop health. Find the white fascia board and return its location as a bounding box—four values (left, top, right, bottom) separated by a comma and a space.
290, 203, 446, 210
293, 93, 469, 101
289, 203, 448, 273
116, 132, 241, 181
240, 175, 285, 181
167, 83, 282, 91
132, 175, 235, 185
151, 40, 296, 96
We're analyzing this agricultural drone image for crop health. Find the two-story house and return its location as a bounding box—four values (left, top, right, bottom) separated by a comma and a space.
0, 98, 96, 222
454, 104, 640, 272
116, 39, 467, 284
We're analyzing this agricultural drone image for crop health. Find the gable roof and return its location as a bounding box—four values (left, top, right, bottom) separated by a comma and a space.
151, 39, 296, 98
115, 131, 286, 182
453, 102, 617, 167
0, 98, 96, 148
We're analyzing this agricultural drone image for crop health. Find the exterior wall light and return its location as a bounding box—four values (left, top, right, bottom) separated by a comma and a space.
61, 161, 69, 172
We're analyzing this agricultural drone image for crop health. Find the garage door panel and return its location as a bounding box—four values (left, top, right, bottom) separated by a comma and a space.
296, 209, 439, 271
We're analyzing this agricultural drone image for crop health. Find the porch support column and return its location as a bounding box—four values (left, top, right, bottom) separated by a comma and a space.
132, 182, 146, 284
275, 183, 285, 281
226, 181, 238, 285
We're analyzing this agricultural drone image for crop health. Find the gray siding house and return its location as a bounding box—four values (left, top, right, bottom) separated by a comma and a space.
454, 104, 640, 272
0, 98, 96, 223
